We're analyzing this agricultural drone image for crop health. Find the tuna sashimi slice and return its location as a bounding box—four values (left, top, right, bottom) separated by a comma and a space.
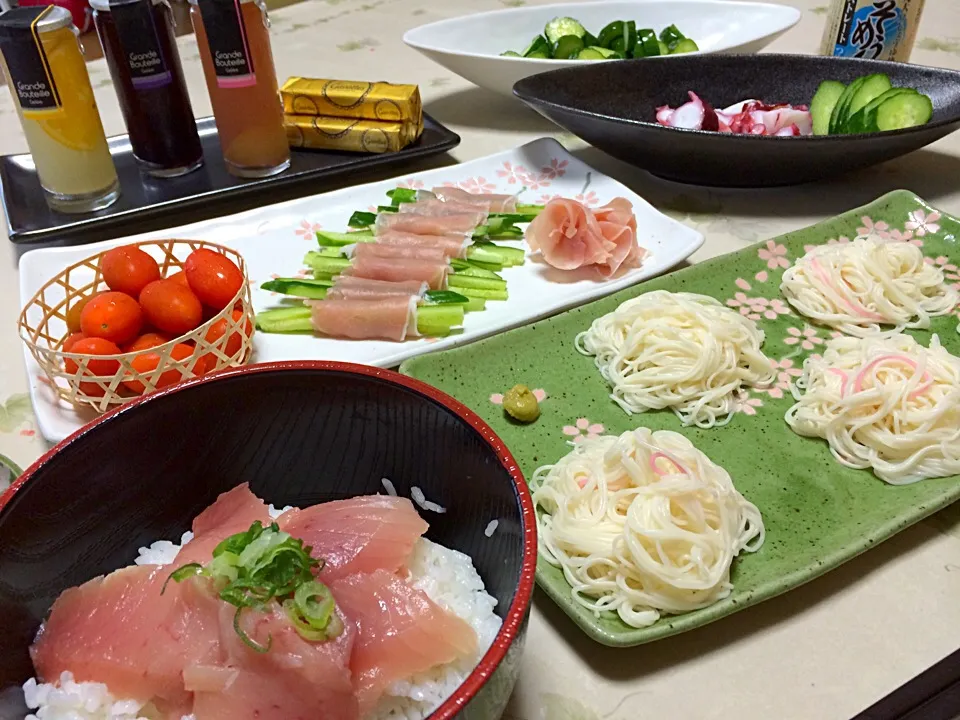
430, 186, 518, 213
187, 601, 358, 720
346, 253, 449, 290
311, 296, 419, 342
327, 276, 427, 301
278, 496, 428, 580
353, 242, 449, 264
376, 230, 469, 258
176, 484, 270, 565
375, 211, 478, 235
30, 565, 220, 714
331, 570, 477, 714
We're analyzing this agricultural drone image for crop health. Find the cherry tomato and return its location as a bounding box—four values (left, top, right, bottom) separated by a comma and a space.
64, 337, 122, 397
139, 280, 203, 336
123, 332, 172, 353
201, 309, 253, 368
66, 293, 99, 334
61, 332, 86, 353
100, 245, 161, 297
80, 291, 143, 346
167, 270, 190, 288
184, 249, 243, 311
124, 342, 197, 394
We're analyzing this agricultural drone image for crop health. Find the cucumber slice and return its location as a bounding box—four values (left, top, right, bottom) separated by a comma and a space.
522, 35, 551, 58
348, 211, 376, 228
634, 28, 659, 57
578, 45, 618, 60
500, 50, 521, 57
608, 20, 636, 56
846, 73, 893, 121
261, 278, 332, 299
875, 90, 933, 132
659, 24, 685, 51
448, 284, 509, 301
316, 230, 374, 247
843, 87, 910, 134
658, 40, 670, 55
464, 296, 487, 312
448, 275, 507, 292
810, 80, 845, 135
553, 34, 585, 59
582, 31, 599, 47
423, 289, 470, 306
544, 16, 587, 44
597, 21, 624, 49
670, 38, 699, 54
449, 261, 503, 280
829, 76, 866, 135
256, 307, 314, 334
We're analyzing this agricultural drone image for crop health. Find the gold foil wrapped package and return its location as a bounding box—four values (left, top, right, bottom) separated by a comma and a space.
284, 115, 419, 154
280, 77, 423, 130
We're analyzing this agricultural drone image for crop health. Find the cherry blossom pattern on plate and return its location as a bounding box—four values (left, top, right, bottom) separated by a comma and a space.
905, 209, 941, 237
535, 191, 601, 207
294, 219, 322, 240
856, 216, 891, 241
726, 291, 791, 321
396, 178, 425, 190
562, 417, 604, 444
496, 161, 529, 185
539, 158, 568, 180
925, 255, 960, 290
490, 388, 548, 405
757, 240, 790, 270
754, 358, 803, 399
732, 390, 764, 416
783, 326, 823, 351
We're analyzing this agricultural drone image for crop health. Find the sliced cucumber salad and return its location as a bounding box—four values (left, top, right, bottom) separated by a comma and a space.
811, 73, 933, 135
503, 17, 698, 61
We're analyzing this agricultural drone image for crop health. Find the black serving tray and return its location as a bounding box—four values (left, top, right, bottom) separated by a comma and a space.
2, 113, 460, 245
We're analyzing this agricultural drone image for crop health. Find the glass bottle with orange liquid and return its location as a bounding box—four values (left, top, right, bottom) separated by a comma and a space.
189, 0, 289, 178
0, 6, 120, 213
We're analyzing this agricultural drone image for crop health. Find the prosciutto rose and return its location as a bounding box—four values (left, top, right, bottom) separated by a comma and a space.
525, 197, 645, 276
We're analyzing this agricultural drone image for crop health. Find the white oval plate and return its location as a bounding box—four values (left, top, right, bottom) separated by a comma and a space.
18, 137, 703, 443
404, 0, 802, 98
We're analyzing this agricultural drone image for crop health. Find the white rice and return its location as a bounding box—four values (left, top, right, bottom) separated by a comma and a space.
484, 520, 499, 538
380, 478, 397, 496
25, 505, 500, 720
410, 486, 446, 514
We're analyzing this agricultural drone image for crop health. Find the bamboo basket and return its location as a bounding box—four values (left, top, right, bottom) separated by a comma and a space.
18, 239, 255, 414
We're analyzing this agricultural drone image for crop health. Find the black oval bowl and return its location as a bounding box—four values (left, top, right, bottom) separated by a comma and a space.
0, 362, 536, 720
513, 53, 960, 187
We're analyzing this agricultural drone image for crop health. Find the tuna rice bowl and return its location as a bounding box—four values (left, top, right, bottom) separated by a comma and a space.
22, 483, 503, 720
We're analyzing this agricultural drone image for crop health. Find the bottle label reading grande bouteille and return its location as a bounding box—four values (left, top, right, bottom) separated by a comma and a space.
196, 0, 256, 88
109, 0, 172, 89
0, 7, 62, 113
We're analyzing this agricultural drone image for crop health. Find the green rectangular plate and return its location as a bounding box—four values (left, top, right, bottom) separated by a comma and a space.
401, 189, 960, 647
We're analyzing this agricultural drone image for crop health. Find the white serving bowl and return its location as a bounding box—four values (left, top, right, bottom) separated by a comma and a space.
404, 0, 802, 98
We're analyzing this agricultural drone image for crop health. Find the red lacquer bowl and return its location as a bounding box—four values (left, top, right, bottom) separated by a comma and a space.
0, 361, 537, 720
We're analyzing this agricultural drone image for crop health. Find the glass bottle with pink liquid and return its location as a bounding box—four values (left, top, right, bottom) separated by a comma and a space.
189, 0, 289, 177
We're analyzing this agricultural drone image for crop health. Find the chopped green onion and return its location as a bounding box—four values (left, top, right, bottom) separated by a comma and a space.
164, 521, 340, 650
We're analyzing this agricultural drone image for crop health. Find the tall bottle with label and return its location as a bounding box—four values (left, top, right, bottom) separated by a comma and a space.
819, 0, 925, 62
189, 0, 289, 178
0, 6, 119, 213
91, 0, 204, 177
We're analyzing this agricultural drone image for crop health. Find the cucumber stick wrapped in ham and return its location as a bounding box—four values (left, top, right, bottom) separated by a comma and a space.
255, 184, 534, 342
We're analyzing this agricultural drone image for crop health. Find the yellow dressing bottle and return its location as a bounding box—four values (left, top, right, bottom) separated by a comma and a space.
0, 6, 119, 213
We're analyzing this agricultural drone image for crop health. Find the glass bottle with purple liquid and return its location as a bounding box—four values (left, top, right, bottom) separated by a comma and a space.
92, 0, 203, 177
